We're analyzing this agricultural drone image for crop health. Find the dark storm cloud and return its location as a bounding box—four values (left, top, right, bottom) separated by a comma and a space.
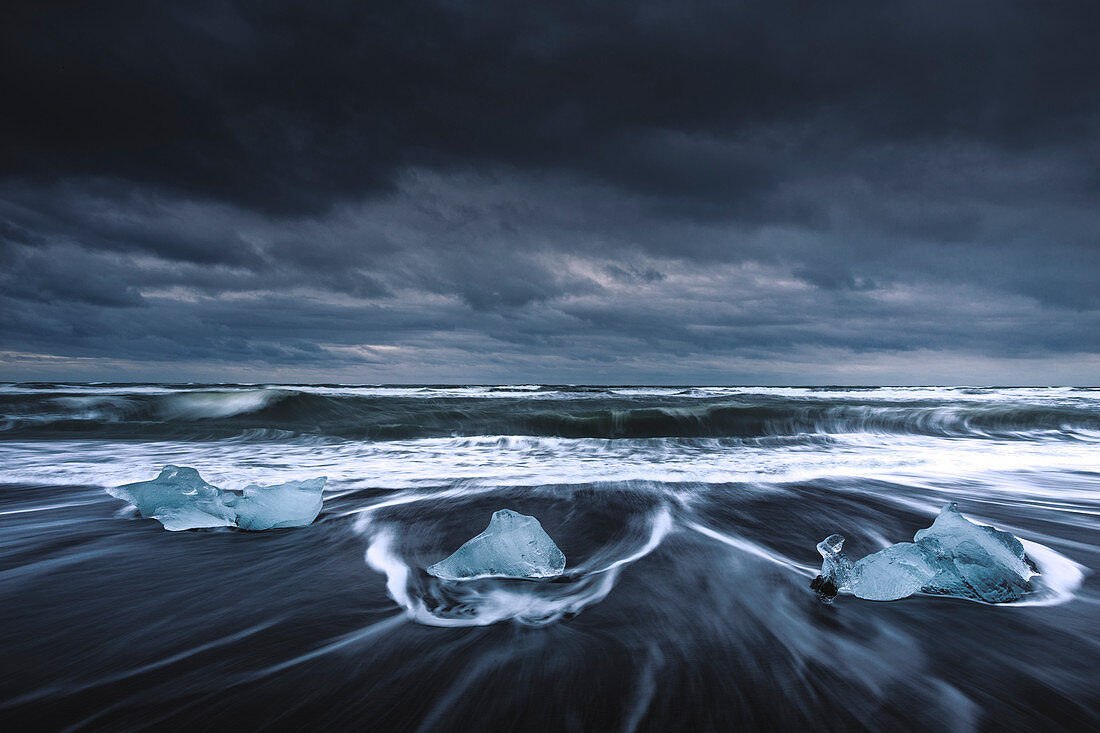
6, 1, 1099, 213
1, 1, 1099, 382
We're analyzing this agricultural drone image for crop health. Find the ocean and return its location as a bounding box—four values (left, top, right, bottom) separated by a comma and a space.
1, 384, 1098, 730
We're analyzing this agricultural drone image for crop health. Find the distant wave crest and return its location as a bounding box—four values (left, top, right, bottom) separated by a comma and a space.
2, 385, 1099, 441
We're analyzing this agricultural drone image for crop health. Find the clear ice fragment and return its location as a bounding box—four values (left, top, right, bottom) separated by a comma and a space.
427, 509, 567, 580
913, 502, 1036, 602
847, 542, 937, 601
816, 534, 854, 588
812, 502, 1037, 603
109, 465, 326, 531
229, 478, 327, 531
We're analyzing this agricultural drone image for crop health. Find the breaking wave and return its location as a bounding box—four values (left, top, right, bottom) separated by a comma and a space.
157, 390, 290, 420
2, 384, 1099, 440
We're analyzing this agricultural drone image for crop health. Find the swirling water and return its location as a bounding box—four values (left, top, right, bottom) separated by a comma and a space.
0, 384, 1098, 730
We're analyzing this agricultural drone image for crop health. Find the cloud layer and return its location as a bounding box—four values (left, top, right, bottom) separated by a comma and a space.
2, 1, 1099, 383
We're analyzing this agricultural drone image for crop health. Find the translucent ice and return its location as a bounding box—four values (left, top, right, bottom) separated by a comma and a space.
812, 502, 1037, 603
427, 509, 567, 580
913, 502, 1037, 602
109, 465, 326, 531
819, 538, 937, 601
232, 478, 327, 531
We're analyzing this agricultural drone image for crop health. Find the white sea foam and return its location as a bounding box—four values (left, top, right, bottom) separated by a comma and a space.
1009, 539, 1088, 607
3, 428, 1099, 504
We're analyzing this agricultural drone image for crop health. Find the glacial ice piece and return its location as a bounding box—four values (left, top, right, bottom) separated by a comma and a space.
109, 465, 326, 531
109, 466, 235, 531
913, 503, 1037, 602
816, 537, 937, 601
232, 478, 327, 530
812, 502, 1037, 603
427, 509, 567, 580
816, 534, 853, 589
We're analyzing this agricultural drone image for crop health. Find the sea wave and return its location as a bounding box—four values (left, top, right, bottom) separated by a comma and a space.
156, 390, 290, 419
2, 385, 1099, 441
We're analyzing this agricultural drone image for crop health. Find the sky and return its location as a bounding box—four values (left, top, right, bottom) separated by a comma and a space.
2, 1, 1099, 385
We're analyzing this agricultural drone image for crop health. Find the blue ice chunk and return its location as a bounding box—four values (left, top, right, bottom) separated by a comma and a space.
848, 542, 937, 601
109, 466, 325, 531
914, 503, 1036, 602
230, 478, 327, 531
814, 534, 934, 601
813, 502, 1037, 603
109, 466, 235, 531
427, 509, 566, 580
816, 534, 854, 588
